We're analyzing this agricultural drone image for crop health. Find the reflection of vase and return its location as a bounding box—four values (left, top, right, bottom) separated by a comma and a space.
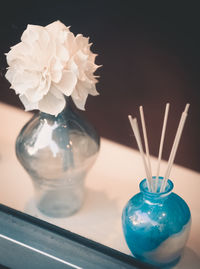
122, 177, 191, 267
16, 99, 100, 218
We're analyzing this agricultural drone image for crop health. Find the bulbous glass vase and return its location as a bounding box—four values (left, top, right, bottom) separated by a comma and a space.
16, 99, 100, 218
122, 177, 191, 267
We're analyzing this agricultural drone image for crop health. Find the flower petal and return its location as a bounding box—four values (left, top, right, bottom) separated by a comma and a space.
66, 59, 79, 76
54, 70, 77, 96
75, 34, 89, 49
21, 24, 49, 46
25, 73, 51, 102
5, 68, 15, 85
10, 70, 40, 95
65, 32, 75, 52
38, 86, 65, 115
6, 43, 29, 67
19, 94, 38, 111
56, 44, 69, 63
50, 56, 63, 83
45, 20, 68, 38
46, 21, 70, 63
71, 84, 88, 110
77, 80, 99, 96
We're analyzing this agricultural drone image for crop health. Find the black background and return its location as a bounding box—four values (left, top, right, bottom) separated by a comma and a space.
0, 1, 200, 172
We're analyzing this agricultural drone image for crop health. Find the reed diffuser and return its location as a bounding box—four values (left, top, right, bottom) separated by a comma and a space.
122, 104, 191, 267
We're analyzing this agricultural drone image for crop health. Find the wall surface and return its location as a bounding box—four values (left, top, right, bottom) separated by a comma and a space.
0, 1, 200, 172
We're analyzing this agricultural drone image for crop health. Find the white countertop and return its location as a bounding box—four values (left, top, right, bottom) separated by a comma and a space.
0, 102, 200, 268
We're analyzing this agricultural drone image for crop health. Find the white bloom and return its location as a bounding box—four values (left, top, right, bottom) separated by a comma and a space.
5, 20, 99, 115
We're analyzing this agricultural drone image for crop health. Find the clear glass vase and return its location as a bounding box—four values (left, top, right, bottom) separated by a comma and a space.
16, 99, 100, 218
122, 177, 191, 267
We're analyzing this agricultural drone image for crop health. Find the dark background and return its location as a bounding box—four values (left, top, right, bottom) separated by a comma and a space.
0, 1, 200, 172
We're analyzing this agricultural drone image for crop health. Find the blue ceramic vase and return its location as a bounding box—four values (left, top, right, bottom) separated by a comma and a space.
16, 99, 100, 218
122, 177, 191, 267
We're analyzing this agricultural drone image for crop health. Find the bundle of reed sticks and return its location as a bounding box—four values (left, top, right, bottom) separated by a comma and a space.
128, 103, 190, 193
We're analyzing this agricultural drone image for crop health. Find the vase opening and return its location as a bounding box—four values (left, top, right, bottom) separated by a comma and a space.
140, 177, 174, 201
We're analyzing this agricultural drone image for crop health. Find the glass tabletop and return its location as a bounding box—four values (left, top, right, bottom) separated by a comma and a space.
0, 204, 154, 269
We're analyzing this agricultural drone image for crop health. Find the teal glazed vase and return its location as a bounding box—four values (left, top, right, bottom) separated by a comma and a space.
16, 99, 100, 218
122, 177, 191, 267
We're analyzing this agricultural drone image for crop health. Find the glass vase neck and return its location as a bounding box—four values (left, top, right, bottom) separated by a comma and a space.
39, 98, 72, 120
139, 177, 174, 202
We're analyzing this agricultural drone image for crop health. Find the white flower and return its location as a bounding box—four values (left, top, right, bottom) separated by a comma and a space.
5, 20, 99, 115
